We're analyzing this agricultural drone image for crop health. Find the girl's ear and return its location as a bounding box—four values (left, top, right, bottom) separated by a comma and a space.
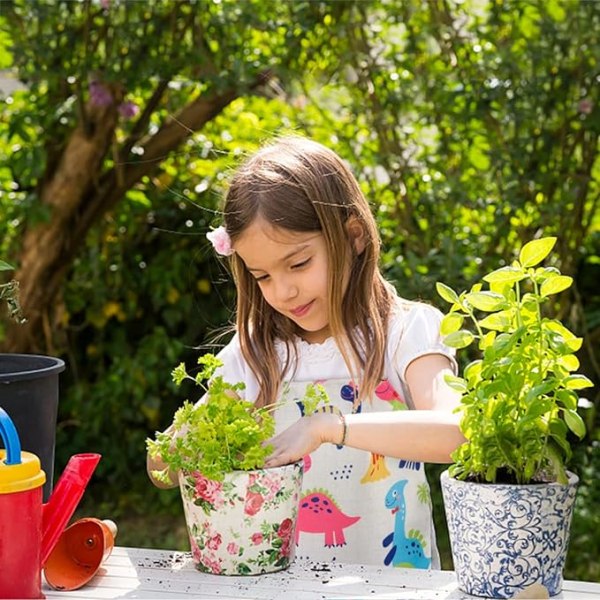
346, 216, 367, 256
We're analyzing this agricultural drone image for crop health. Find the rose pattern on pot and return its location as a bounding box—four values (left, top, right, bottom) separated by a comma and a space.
441, 470, 578, 599
179, 462, 303, 576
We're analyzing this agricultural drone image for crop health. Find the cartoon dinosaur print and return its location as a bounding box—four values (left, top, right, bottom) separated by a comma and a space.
375, 380, 407, 411
297, 489, 360, 547
382, 479, 431, 569
398, 459, 422, 471
360, 452, 390, 483
340, 382, 362, 413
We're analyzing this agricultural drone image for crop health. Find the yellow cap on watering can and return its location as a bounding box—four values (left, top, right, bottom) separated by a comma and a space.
0, 446, 46, 494
0, 411, 46, 494
0, 407, 48, 599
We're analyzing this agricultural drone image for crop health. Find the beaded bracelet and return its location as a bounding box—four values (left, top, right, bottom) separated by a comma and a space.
338, 413, 348, 446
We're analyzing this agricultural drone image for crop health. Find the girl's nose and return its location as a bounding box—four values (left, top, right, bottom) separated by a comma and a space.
275, 277, 299, 303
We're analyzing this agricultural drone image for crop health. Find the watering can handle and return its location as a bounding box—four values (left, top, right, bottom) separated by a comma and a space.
0, 407, 22, 465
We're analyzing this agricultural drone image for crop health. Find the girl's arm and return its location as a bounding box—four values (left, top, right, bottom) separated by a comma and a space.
264, 353, 465, 468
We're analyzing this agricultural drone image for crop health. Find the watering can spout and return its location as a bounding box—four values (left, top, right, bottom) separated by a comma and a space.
41, 453, 101, 566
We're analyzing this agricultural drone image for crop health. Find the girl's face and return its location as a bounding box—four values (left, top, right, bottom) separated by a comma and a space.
234, 218, 333, 344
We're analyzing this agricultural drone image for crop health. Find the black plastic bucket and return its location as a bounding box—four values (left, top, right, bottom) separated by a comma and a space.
0, 353, 65, 501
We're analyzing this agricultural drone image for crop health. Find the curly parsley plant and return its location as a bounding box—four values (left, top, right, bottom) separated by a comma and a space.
147, 354, 328, 484
437, 237, 593, 485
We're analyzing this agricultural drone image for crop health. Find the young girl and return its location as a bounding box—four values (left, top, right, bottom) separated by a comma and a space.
148, 136, 464, 569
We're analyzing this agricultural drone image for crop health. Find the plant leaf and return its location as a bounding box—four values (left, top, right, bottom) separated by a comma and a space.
479, 331, 496, 350
564, 375, 594, 390
483, 266, 526, 285
440, 313, 463, 335
443, 330, 475, 348
563, 409, 586, 438
556, 389, 579, 410
463, 360, 482, 383
436, 282, 460, 305
444, 374, 468, 393
172, 363, 188, 386
478, 311, 513, 331
544, 321, 582, 351
0, 260, 14, 271
519, 237, 556, 268
540, 275, 572, 297
465, 291, 506, 311
545, 443, 568, 485
556, 354, 579, 372
525, 397, 553, 418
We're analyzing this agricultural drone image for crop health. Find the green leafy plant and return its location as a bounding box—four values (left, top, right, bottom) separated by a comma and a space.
437, 237, 593, 485
0, 259, 25, 323
147, 353, 328, 484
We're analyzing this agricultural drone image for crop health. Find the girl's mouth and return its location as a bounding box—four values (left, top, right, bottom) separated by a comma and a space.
291, 301, 313, 317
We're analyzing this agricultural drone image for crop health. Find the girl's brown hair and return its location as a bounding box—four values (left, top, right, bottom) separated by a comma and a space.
223, 136, 395, 408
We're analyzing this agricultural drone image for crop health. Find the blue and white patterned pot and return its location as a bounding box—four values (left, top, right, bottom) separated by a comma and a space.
441, 470, 578, 599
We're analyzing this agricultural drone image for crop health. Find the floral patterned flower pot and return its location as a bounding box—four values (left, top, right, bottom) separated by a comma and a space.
179, 461, 303, 575
441, 470, 578, 599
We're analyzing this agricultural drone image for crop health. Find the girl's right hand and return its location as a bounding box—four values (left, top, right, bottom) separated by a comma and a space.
263, 412, 343, 468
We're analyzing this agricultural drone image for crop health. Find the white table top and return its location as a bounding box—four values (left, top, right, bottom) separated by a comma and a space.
43, 546, 600, 599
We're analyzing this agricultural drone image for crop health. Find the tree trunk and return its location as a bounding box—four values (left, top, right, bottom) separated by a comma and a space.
2, 81, 257, 354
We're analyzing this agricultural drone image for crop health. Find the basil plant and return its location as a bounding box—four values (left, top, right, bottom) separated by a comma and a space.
437, 237, 593, 485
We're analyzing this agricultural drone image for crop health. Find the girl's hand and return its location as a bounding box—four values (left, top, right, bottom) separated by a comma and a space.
264, 412, 343, 468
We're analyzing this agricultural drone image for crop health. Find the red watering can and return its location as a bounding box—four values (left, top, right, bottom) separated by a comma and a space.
0, 407, 100, 599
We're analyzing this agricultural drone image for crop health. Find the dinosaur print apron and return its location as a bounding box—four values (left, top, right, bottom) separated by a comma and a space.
275, 377, 440, 569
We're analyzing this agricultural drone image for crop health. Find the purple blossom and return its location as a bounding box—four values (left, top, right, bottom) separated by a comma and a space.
89, 81, 113, 107
100, 0, 111, 9
118, 101, 139, 119
578, 99, 593, 115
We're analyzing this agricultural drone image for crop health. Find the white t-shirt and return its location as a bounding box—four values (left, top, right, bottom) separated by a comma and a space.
208, 299, 456, 569
214, 299, 456, 406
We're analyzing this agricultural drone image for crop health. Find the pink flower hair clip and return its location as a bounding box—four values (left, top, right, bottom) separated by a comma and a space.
206, 226, 234, 257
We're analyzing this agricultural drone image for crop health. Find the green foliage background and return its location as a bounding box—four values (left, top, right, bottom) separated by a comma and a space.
0, 0, 598, 581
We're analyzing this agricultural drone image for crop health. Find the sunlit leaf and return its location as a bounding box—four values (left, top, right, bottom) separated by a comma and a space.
483, 266, 526, 285
478, 311, 513, 331
540, 275, 572, 297
519, 237, 556, 268
444, 374, 467, 393
443, 330, 475, 348
463, 360, 482, 383
465, 291, 506, 311
556, 355, 579, 372
544, 322, 582, 351
436, 282, 460, 305
479, 331, 496, 350
440, 312, 464, 335
564, 375, 594, 390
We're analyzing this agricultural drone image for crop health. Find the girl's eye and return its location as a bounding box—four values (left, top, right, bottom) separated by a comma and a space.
255, 274, 269, 283
292, 258, 311, 270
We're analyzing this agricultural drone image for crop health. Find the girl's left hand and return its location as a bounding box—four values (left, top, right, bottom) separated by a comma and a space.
264, 412, 341, 468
